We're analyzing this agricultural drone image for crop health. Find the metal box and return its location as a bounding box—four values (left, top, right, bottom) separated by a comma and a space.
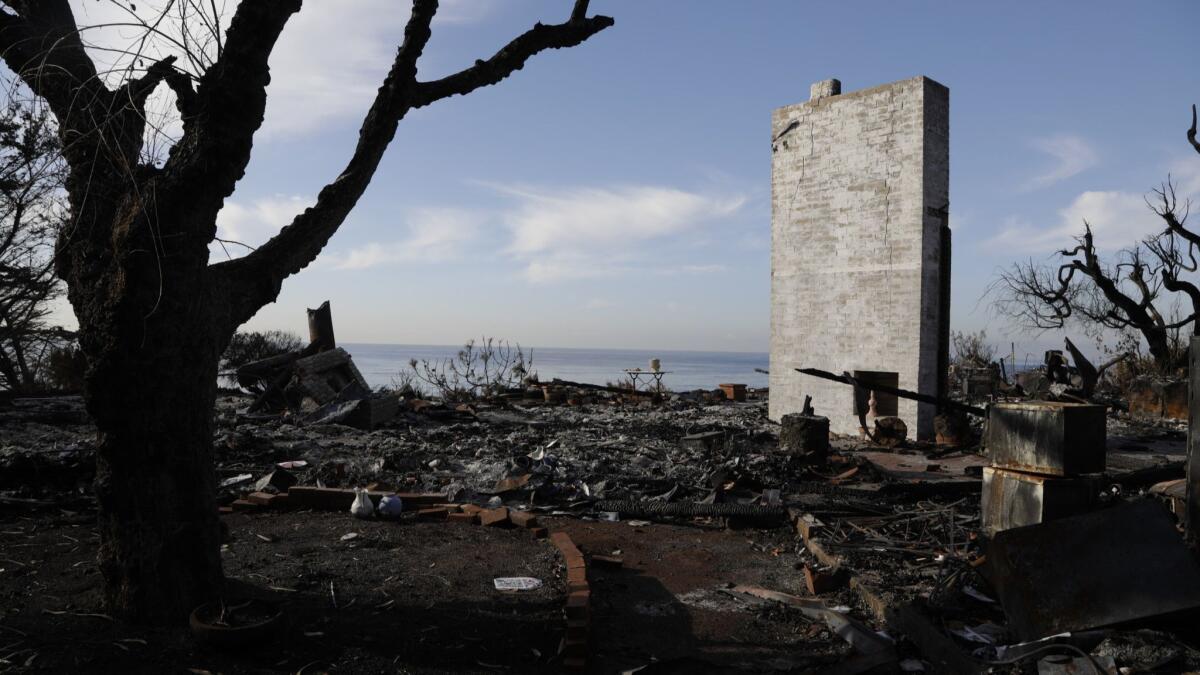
981, 467, 1100, 535
986, 500, 1200, 641
987, 401, 1105, 476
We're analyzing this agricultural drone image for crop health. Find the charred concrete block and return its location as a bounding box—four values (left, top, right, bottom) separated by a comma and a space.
987, 401, 1105, 476
779, 414, 829, 456
986, 499, 1200, 641
981, 467, 1100, 535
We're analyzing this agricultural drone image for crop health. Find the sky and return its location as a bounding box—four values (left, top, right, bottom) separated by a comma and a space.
54, 0, 1200, 357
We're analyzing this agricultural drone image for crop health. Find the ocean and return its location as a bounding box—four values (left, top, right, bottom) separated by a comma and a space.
343, 343, 769, 393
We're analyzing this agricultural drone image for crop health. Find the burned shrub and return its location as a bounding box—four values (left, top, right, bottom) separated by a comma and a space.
403, 337, 533, 402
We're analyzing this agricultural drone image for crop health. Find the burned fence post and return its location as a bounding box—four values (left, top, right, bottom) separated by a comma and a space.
307, 300, 336, 352
779, 412, 829, 461
1189, 336, 1200, 545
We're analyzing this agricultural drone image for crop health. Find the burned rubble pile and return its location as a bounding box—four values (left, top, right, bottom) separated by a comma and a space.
4, 333, 1200, 673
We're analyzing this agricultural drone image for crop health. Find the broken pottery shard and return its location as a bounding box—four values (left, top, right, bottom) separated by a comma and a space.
986, 499, 1200, 641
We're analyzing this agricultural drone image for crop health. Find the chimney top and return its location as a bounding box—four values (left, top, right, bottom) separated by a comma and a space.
810, 79, 842, 101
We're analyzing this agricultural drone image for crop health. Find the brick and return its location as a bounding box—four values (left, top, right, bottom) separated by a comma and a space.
447, 512, 479, 525
564, 591, 590, 620
530, 527, 548, 539
564, 550, 586, 570
567, 566, 588, 586
565, 619, 589, 640
558, 635, 588, 658
794, 513, 826, 542
417, 507, 449, 520
394, 492, 451, 505
230, 499, 259, 511
804, 564, 847, 595
245, 491, 275, 506
460, 504, 483, 515
287, 486, 382, 511
217, 506, 234, 515
479, 507, 510, 527
509, 510, 538, 529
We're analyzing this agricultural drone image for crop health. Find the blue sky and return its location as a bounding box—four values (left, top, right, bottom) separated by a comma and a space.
65, 0, 1200, 355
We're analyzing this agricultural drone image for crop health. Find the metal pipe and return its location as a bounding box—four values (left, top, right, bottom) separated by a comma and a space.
795, 367, 987, 417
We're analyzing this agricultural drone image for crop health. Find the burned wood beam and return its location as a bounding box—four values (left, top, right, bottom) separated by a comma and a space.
307, 300, 336, 352
795, 367, 986, 417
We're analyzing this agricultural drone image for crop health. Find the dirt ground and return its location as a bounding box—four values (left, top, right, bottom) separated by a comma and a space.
0, 507, 855, 674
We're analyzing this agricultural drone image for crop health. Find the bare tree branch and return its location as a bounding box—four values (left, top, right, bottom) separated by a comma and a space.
212, 0, 614, 329
411, 9, 613, 108
1190, 103, 1199, 155
161, 0, 301, 201
0, 4, 105, 130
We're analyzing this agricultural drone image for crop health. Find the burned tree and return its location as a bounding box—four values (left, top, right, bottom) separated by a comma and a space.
0, 0, 612, 622
996, 106, 1200, 373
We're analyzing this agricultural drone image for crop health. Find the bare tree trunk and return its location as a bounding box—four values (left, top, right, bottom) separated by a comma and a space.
1188, 336, 1200, 548
92, 359, 223, 619
0, 0, 613, 624
87, 300, 225, 620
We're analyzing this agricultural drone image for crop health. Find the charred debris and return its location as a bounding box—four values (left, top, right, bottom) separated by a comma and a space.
3, 305, 1200, 673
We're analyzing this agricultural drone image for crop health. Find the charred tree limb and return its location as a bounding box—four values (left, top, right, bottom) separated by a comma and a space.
1189, 104, 1199, 156
210, 1, 614, 329
795, 367, 986, 417
161, 0, 301, 210
410, 10, 614, 108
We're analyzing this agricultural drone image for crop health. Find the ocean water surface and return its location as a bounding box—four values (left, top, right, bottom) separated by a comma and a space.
344, 343, 769, 392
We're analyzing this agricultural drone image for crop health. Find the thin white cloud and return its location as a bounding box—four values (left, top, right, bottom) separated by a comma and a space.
985, 191, 1167, 254
326, 207, 483, 270
661, 264, 729, 275
213, 194, 313, 259
488, 183, 746, 283
1025, 135, 1100, 190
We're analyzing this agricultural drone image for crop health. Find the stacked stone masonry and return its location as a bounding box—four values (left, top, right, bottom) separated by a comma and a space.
770, 76, 950, 439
